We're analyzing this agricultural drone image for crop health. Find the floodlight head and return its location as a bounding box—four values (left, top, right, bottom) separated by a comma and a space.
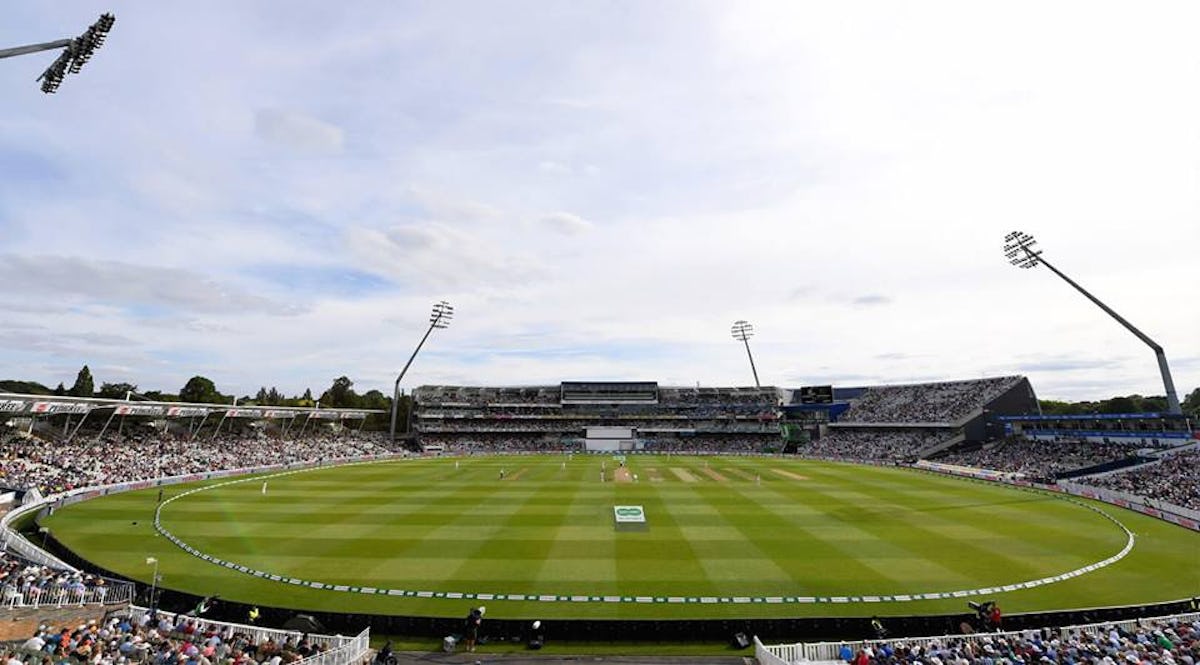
37, 13, 115, 94
430, 300, 454, 329
731, 320, 755, 342
1003, 230, 1042, 269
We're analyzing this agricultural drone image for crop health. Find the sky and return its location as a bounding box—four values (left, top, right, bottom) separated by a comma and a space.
1, 1, 1197, 402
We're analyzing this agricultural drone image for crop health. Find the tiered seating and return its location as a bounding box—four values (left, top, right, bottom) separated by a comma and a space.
840, 377, 1024, 424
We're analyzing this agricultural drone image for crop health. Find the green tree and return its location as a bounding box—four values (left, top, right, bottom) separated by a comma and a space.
1183, 387, 1200, 417
360, 389, 392, 431
0, 380, 54, 395
267, 387, 282, 405
53, 382, 66, 396
360, 389, 389, 410
320, 376, 358, 408
97, 382, 138, 399
69, 365, 95, 398
180, 376, 220, 404
1138, 396, 1167, 413
254, 387, 269, 404
1100, 396, 1137, 414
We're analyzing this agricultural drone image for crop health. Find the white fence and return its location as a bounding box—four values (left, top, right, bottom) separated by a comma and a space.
127, 605, 371, 665
1, 582, 134, 609
755, 635, 804, 665
297, 627, 370, 665
0, 506, 79, 571
758, 611, 1200, 664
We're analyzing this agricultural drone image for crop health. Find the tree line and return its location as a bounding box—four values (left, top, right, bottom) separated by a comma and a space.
1039, 389, 1200, 417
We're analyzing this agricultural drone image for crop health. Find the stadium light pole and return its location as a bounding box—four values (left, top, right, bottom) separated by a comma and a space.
0, 13, 116, 94
1003, 231, 1182, 416
389, 301, 454, 441
731, 320, 761, 388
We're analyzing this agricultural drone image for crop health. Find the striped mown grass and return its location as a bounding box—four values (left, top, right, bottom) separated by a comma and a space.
43, 455, 1200, 619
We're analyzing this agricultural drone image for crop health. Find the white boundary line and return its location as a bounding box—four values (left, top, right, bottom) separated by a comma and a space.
153, 460, 1137, 605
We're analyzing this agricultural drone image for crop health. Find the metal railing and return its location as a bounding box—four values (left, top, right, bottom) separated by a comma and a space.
125, 606, 370, 665
295, 628, 370, 665
0, 581, 133, 609
0, 508, 79, 571
757, 611, 1200, 664
755, 635, 803, 665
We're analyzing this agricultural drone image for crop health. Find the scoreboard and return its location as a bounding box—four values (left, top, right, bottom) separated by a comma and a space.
797, 385, 834, 404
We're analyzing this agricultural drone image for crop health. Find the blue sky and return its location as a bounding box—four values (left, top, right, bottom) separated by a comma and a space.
1, 1, 1197, 401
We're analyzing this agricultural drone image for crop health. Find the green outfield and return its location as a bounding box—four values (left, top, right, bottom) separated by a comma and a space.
42, 455, 1200, 619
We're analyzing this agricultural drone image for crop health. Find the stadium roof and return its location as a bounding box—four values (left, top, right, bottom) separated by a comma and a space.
0, 392, 382, 420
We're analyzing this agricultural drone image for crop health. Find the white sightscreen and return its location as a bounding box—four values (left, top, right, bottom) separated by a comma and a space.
587, 427, 634, 439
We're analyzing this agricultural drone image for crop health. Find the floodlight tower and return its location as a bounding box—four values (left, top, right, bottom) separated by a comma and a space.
1003, 231, 1182, 415
731, 320, 761, 389
0, 13, 116, 94
389, 301, 454, 441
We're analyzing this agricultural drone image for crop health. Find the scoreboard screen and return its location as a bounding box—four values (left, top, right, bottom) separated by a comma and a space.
798, 385, 834, 404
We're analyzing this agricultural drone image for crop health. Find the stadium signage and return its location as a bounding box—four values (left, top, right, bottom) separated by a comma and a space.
613, 505, 646, 523
0, 400, 26, 413
308, 411, 342, 420
114, 405, 165, 416
165, 407, 209, 417
225, 408, 265, 418
30, 401, 92, 415
263, 410, 296, 419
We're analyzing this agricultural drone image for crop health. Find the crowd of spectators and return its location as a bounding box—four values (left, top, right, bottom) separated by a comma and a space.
1082, 450, 1200, 511
418, 433, 578, 454
640, 435, 773, 453
937, 439, 1142, 478
416, 432, 776, 454
414, 385, 781, 408
802, 429, 950, 461
8, 609, 332, 665
417, 419, 777, 434
419, 404, 776, 418
844, 615, 1200, 665
840, 377, 1023, 424
0, 427, 398, 496
413, 387, 559, 406
414, 390, 780, 441
658, 388, 779, 406
0, 552, 111, 607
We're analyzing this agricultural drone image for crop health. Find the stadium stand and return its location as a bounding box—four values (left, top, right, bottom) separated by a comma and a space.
0, 552, 114, 609
936, 439, 1146, 479
1083, 449, 1200, 511
1, 606, 364, 665
412, 383, 781, 453
802, 429, 949, 462
0, 429, 397, 496
838, 377, 1027, 424
757, 611, 1200, 665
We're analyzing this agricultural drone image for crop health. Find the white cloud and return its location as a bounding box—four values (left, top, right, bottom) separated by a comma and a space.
254, 109, 344, 154
0, 2, 1196, 401
537, 212, 593, 235
0, 255, 302, 316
